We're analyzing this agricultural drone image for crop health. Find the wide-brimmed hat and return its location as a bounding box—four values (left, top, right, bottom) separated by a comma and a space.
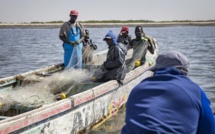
149, 51, 189, 71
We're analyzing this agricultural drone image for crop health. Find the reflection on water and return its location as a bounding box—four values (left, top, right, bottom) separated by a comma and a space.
0, 26, 215, 133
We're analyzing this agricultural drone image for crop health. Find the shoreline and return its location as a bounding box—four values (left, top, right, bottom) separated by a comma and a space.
0, 22, 215, 28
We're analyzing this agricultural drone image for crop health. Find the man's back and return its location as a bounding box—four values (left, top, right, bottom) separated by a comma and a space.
122, 67, 214, 134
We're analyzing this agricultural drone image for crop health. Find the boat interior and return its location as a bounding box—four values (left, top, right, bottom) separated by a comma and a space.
0, 57, 139, 119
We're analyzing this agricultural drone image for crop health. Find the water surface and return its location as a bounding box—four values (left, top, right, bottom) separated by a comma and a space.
0, 26, 215, 133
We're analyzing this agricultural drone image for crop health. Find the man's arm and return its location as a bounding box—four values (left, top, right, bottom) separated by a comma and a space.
127, 39, 134, 50
59, 35, 70, 44
144, 36, 155, 54
59, 22, 76, 45
147, 42, 155, 54
197, 90, 215, 134
59, 22, 71, 44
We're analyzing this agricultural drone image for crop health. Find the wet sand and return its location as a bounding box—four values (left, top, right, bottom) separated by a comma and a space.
1, 21, 215, 29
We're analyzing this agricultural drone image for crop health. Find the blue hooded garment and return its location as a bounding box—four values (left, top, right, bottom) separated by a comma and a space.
121, 67, 215, 134
104, 30, 118, 45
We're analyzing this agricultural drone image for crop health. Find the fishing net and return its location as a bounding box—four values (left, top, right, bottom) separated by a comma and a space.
0, 44, 133, 114
65, 45, 81, 69
0, 69, 93, 113
82, 44, 94, 64
0, 95, 14, 112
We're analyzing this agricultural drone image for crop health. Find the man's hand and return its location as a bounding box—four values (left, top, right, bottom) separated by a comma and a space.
74, 40, 81, 45
69, 41, 76, 46
91, 44, 97, 50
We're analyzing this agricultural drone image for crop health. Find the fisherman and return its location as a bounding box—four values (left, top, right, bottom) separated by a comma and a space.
126, 25, 155, 72
59, 10, 85, 69
121, 51, 215, 134
117, 26, 132, 49
82, 29, 97, 64
91, 30, 127, 85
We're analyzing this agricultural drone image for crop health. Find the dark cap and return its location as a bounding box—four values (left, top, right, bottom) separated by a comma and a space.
149, 51, 189, 71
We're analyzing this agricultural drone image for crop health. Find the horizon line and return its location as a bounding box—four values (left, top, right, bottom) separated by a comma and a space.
1, 19, 215, 24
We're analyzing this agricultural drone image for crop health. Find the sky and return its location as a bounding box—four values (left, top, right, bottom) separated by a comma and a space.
0, 0, 215, 23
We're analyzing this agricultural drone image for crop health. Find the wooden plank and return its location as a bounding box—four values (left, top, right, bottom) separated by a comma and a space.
0, 99, 71, 134
72, 81, 119, 106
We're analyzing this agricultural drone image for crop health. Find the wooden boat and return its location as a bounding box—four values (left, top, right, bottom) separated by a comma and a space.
0, 43, 158, 134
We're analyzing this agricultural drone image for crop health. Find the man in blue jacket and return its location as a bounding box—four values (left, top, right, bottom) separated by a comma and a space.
121, 51, 215, 134
92, 30, 127, 85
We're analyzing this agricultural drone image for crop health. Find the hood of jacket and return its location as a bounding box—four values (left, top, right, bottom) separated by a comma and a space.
153, 67, 186, 76
104, 30, 117, 45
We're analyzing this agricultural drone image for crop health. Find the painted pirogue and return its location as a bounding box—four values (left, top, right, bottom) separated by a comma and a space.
0, 39, 158, 134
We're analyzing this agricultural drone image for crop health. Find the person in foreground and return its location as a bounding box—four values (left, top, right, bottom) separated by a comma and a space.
59, 10, 85, 69
92, 30, 127, 85
121, 51, 215, 134
126, 25, 155, 72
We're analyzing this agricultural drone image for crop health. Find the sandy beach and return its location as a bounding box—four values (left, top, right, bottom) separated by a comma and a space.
0, 21, 215, 29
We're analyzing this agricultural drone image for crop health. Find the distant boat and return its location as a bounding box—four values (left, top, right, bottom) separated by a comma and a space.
0, 41, 158, 133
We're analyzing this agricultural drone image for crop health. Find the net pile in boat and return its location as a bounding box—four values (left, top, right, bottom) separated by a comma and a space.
0, 69, 91, 113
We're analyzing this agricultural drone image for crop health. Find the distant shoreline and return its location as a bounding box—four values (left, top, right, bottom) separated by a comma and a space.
1, 22, 215, 28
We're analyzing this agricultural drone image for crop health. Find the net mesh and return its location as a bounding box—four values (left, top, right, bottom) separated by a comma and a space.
0, 69, 92, 113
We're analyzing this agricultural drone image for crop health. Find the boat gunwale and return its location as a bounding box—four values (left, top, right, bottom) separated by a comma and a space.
0, 50, 109, 88
0, 64, 153, 133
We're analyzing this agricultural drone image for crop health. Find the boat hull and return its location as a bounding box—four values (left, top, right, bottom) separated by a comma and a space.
0, 64, 153, 134
0, 44, 158, 134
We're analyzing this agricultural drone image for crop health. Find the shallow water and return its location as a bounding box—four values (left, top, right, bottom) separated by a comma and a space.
0, 26, 215, 133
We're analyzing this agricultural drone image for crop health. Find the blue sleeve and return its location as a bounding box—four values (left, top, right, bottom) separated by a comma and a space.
197, 90, 215, 134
